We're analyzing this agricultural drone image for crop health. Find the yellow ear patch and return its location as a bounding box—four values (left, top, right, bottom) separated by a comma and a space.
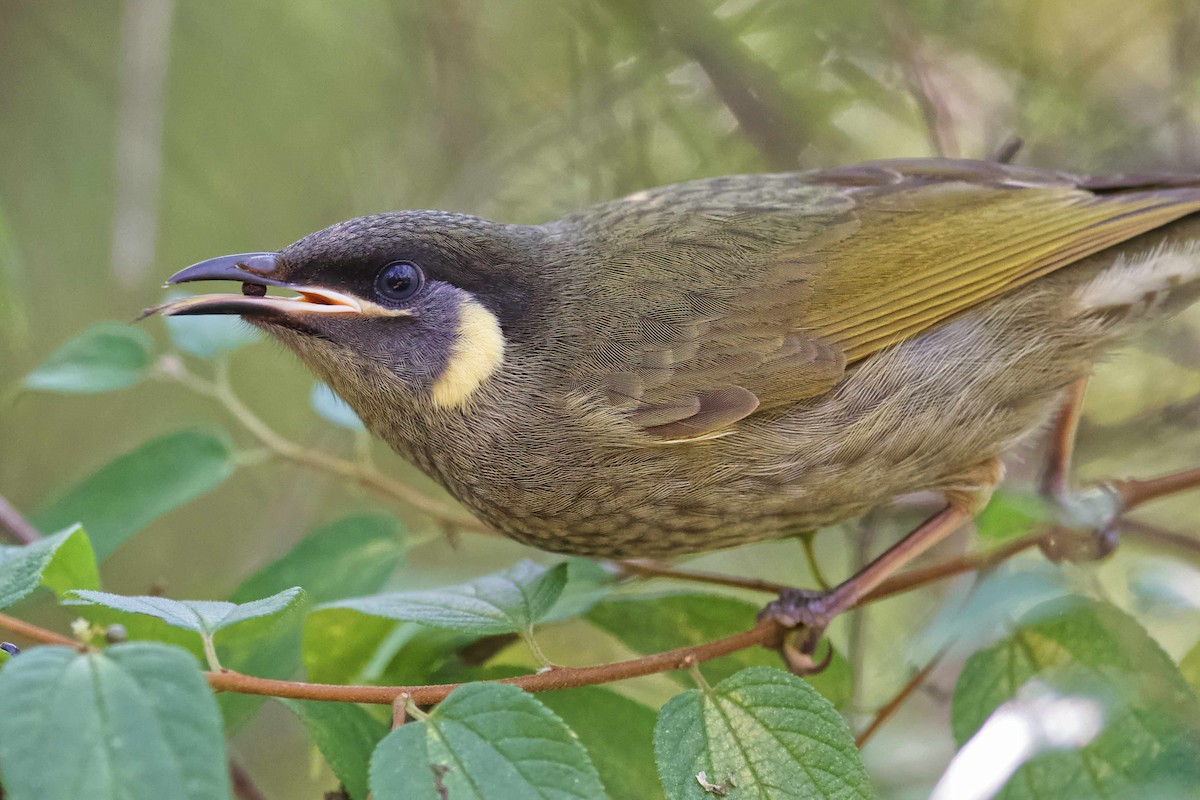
430, 297, 506, 409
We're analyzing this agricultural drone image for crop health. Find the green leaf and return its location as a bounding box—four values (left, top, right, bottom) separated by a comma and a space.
974, 489, 1055, 541
66, 587, 304, 638
539, 687, 663, 800
162, 290, 262, 357
280, 699, 387, 800
220, 514, 406, 729
369, 683, 605, 800
1182, 640, 1200, 695
588, 593, 853, 708
303, 614, 479, 688
654, 666, 871, 800
322, 560, 569, 636
30, 429, 236, 559
0, 525, 99, 608
0, 643, 232, 800
22, 322, 153, 393
541, 558, 617, 622
951, 596, 1200, 798
232, 514, 405, 606
311, 382, 365, 430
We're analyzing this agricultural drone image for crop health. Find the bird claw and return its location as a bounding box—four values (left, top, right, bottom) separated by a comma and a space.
780, 636, 835, 676
759, 587, 832, 631
759, 588, 836, 675
1039, 523, 1120, 563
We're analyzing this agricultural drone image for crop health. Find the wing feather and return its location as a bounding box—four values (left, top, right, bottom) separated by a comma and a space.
569, 160, 1200, 440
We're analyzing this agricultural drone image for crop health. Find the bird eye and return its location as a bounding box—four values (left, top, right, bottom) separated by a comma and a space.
374, 261, 424, 302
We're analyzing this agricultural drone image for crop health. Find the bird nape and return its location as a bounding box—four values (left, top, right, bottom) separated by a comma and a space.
150, 157, 1200, 664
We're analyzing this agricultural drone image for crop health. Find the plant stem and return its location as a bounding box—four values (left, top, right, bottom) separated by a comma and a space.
0, 613, 78, 648
855, 647, 947, 748
160, 355, 491, 534
0, 494, 41, 545
205, 619, 778, 705
1112, 467, 1200, 510
614, 559, 790, 594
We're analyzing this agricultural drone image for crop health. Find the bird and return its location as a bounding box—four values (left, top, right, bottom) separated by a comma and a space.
154, 158, 1200, 636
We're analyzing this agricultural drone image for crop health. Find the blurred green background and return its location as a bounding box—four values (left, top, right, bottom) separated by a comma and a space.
3, 1, 1200, 797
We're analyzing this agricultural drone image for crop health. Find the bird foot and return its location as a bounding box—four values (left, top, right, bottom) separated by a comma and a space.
1039, 523, 1120, 563
760, 587, 833, 631
758, 588, 836, 675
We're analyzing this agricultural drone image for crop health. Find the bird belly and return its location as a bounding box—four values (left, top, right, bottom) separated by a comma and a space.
431, 228, 1200, 559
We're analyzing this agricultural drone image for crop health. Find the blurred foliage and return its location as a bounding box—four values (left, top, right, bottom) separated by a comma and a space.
2, 0, 1200, 798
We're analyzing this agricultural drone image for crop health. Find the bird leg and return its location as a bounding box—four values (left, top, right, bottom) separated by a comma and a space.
1040, 377, 1090, 503
1036, 376, 1200, 562
762, 460, 1001, 672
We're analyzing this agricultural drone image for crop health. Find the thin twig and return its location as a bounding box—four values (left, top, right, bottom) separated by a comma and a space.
1112, 467, 1200, 510
229, 759, 267, 800
0, 494, 41, 545
156, 356, 492, 535
1120, 518, 1200, 558
863, 532, 1047, 604
615, 559, 790, 594
206, 620, 778, 705
855, 647, 948, 748
0, 613, 78, 648
882, 0, 960, 158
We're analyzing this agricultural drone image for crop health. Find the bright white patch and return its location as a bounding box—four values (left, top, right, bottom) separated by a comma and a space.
430, 297, 506, 409
1073, 240, 1200, 314
931, 681, 1104, 800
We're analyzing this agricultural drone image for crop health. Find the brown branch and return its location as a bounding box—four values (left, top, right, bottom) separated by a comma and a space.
206, 619, 779, 705
1112, 467, 1200, 510
0, 613, 78, 648
882, 0, 960, 158
615, 559, 790, 595
1119, 518, 1200, 558
637, 0, 830, 169
229, 759, 267, 800
856, 647, 948, 748
0, 494, 41, 545
863, 532, 1046, 604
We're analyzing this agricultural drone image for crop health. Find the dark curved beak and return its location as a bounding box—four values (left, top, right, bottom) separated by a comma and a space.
147, 252, 365, 319
167, 252, 289, 288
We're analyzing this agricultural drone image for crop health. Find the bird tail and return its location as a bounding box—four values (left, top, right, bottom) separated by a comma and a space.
1073, 239, 1200, 325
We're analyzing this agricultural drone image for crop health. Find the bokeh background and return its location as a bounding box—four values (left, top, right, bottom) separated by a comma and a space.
3, 1, 1200, 797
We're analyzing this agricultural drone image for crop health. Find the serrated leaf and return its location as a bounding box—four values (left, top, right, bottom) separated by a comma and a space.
22, 322, 153, 393
280, 699, 387, 800
975, 489, 1054, 541
30, 429, 236, 559
539, 687, 663, 800
303, 613, 482, 691
541, 558, 617, 622
0, 643, 231, 800
322, 560, 569, 635
369, 683, 605, 800
310, 382, 365, 430
0, 525, 99, 608
66, 586, 304, 638
588, 593, 853, 708
232, 514, 405, 606
221, 514, 406, 729
163, 291, 262, 357
951, 596, 1200, 798
654, 666, 871, 800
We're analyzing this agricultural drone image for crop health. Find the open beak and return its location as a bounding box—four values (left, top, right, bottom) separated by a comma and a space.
148, 253, 363, 318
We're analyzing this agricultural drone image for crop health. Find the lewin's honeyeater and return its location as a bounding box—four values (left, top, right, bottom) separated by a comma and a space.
154, 158, 1200, 630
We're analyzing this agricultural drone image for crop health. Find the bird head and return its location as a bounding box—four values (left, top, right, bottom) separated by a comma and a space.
155, 212, 550, 425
